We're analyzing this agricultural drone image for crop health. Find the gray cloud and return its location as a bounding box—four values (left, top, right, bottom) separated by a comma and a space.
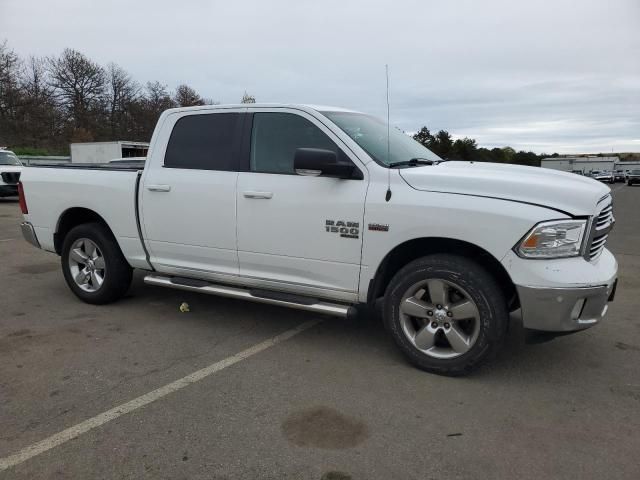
1, 0, 638, 153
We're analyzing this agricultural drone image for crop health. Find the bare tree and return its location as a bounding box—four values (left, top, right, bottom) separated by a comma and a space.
0, 40, 22, 145
174, 84, 204, 107
128, 81, 177, 140
106, 62, 140, 138
47, 48, 106, 136
19, 56, 61, 149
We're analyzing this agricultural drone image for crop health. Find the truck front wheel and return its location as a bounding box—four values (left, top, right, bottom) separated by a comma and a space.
383, 254, 508, 376
61, 222, 133, 304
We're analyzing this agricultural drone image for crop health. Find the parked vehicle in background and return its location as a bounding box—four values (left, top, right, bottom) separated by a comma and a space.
593, 171, 615, 184
614, 170, 626, 182
0, 149, 23, 197
17, 104, 618, 376
627, 170, 640, 186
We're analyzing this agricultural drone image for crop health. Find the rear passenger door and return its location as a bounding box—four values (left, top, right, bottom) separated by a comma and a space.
236, 109, 368, 300
140, 109, 244, 277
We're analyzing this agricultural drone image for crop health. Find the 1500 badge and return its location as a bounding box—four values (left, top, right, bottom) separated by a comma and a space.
326, 220, 359, 239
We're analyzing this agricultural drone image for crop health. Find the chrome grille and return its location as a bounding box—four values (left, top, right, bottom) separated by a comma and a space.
588, 199, 614, 260
595, 204, 613, 230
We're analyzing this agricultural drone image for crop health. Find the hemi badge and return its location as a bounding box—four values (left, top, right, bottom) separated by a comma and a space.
368, 223, 389, 232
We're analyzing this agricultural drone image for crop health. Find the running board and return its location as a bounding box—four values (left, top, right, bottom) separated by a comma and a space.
143, 274, 355, 318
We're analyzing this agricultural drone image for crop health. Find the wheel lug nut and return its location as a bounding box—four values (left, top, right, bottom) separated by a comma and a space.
447, 311, 453, 317
444, 323, 450, 329
427, 310, 433, 316
431, 321, 438, 328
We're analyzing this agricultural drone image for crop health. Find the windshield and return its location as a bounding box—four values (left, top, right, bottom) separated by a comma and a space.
321, 111, 441, 166
0, 151, 22, 166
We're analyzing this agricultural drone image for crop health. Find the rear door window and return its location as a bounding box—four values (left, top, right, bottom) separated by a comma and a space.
164, 113, 241, 170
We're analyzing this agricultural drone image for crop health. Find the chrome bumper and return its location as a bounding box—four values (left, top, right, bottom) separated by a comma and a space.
20, 222, 41, 249
517, 279, 617, 332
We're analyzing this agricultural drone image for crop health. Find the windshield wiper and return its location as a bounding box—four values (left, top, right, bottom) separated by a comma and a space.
388, 158, 434, 168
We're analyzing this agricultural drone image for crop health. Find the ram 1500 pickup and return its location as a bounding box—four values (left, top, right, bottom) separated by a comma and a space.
18, 104, 618, 375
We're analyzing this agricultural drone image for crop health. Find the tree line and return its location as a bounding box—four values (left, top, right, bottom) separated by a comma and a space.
412, 127, 549, 166
1, 40, 549, 164
0, 41, 257, 155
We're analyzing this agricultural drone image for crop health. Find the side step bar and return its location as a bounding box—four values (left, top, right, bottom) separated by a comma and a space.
143, 275, 356, 318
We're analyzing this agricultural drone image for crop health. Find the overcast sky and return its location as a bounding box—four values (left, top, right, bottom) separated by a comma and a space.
2, 0, 639, 154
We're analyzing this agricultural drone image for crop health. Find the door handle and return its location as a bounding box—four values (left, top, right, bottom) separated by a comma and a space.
146, 184, 172, 192
243, 191, 273, 199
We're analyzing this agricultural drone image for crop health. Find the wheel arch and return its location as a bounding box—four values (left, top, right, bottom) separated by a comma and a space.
367, 237, 519, 311
54, 207, 116, 255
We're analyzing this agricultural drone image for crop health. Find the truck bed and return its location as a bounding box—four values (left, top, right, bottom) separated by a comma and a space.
20, 165, 150, 269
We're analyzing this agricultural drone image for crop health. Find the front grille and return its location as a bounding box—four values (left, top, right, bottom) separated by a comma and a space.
1, 172, 20, 184
588, 199, 614, 260
589, 233, 609, 260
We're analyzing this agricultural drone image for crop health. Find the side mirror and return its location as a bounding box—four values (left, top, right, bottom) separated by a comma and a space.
294, 148, 361, 179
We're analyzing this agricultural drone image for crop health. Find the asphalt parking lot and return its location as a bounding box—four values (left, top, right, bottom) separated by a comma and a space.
1, 184, 639, 480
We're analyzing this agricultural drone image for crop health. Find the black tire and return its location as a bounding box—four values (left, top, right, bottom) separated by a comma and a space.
61, 222, 133, 304
383, 254, 508, 376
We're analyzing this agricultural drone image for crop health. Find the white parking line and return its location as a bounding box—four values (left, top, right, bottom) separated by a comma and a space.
0, 319, 321, 472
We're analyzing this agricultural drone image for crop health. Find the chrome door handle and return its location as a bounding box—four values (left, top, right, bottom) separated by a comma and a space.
146, 184, 172, 192
243, 191, 273, 199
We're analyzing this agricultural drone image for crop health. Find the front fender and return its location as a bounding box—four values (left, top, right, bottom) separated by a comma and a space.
359, 180, 566, 302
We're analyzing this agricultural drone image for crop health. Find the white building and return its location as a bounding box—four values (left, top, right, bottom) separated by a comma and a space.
70, 141, 149, 164
618, 162, 640, 172
540, 157, 617, 175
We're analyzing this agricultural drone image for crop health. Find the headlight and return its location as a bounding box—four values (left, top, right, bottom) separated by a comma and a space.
516, 220, 587, 259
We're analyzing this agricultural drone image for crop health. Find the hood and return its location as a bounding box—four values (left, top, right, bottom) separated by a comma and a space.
399, 161, 610, 216
0, 165, 22, 174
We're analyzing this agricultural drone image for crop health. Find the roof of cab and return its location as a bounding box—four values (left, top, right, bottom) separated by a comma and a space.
163, 103, 362, 115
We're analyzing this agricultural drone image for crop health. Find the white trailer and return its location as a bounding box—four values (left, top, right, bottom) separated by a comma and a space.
70, 141, 149, 164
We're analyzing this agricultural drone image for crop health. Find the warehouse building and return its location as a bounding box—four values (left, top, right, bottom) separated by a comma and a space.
540, 157, 618, 175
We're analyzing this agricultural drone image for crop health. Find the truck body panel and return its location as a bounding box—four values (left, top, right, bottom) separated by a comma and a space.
18, 103, 618, 343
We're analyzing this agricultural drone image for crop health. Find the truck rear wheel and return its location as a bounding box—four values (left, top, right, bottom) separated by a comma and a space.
383, 254, 508, 376
61, 222, 133, 304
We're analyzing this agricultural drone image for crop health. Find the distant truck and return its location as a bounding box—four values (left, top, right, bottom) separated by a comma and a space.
71, 141, 148, 164
627, 169, 640, 186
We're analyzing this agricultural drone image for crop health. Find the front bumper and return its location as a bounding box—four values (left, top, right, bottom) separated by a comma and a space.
0, 184, 18, 196
21, 222, 41, 249
503, 248, 618, 332
517, 279, 617, 332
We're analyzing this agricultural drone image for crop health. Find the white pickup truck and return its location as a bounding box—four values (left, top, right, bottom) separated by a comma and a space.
18, 104, 618, 375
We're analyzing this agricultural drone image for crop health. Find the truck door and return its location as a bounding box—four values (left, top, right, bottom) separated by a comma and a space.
236, 109, 368, 299
140, 109, 244, 277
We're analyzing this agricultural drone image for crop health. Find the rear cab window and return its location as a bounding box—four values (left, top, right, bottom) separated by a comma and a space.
164, 112, 242, 171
